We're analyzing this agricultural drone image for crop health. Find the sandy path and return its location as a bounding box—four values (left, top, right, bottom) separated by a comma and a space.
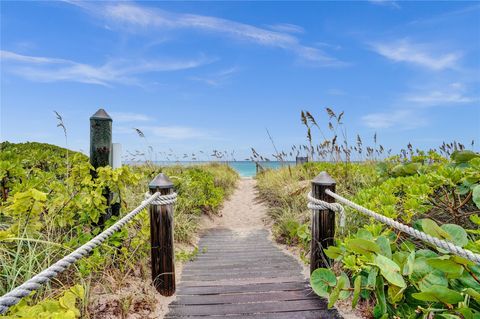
201, 178, 267, 231
158, 178, 359, 319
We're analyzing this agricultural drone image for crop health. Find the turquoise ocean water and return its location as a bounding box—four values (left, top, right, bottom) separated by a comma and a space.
150, 161, 293, 177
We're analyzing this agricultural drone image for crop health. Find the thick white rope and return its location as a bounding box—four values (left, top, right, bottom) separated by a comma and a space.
307, 192, 346, 228
0, 192, 177, 315
307, 190, 480, 264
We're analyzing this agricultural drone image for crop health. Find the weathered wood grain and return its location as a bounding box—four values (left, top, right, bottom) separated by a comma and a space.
165, 228, 341, 318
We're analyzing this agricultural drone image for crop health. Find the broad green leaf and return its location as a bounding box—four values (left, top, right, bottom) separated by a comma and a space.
421, 219, 451, 241
387, 284, 404, 304
352, 275, 362, 308
376, 236, 392, 258
464, 288, 480, 302
367, 267, 378, 289
356, 229, 374, 240
451, 255, 475, 267
411, 257, 448, 290
310, 268, 336, 298
328, 275, 347, 308
403, 251, 415, 276
374, 255, 406, 288
451, 150, 480, 163
346, 238, 380, 255
59, 291, 76, 310
426, 257, 464, 278
441, 224, 469, 247
470, 214, 480, 225
338, 272, 351, 300
437, 314, 461, 319
70, 284, 85, 301
455, 307, 475, 319
324, 246, 343, 259
412, 285, 463, 305
374, 275, 387, 317
473, 185, 480, 209
458, 266, 480, 293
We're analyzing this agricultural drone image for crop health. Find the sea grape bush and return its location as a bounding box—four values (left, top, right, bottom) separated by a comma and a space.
309, 152, 480, 318
2, 285, 85, 319
0, 142, 238, 317
255, 148, 480, 318
311, 218, 479, 318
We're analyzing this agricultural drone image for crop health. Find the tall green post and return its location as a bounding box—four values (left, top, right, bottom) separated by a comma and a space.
90, 109, 118, 225
90, 109, 112, 171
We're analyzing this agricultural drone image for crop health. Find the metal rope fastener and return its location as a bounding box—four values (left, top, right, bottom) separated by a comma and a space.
0, 192, 177, 315
307, 189, 480, 264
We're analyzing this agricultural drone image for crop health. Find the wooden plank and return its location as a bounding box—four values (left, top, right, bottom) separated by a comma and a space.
180, 270, 302, 281
176, 281, 308, 295
182, 265, 301, 274
166, 228, 341, 318
171, 290, 318, 305
165, 309, 341, 319
168, 299, 328, 316
179, 277, 305, 286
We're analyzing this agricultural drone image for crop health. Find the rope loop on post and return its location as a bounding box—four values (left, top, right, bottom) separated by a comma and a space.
307, 191, 346, 227
0, 191, 177, 315
307, 189, 480, 264
143, 192, 177, 206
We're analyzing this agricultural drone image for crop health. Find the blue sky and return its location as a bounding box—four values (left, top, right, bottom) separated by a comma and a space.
1, 1, 479, 160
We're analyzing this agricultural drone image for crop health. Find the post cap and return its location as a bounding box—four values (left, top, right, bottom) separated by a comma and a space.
149, 173, 174, 190
312, 171, 336, 185
90, 108, 112, 121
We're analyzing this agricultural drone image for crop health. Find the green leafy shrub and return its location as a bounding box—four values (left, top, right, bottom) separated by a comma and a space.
0, 142, 238, 317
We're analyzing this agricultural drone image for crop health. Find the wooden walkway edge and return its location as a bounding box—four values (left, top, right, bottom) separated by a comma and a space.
165, 228, 341, 318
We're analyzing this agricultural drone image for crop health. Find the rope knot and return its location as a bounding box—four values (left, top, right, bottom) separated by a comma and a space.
307, 191, 346, 227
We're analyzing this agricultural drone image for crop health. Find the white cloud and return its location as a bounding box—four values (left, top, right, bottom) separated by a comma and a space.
0, 50, 70, 64
110, 112, 151, 122
368, 0, 400, 9
267, 23, 304, 34
66, 1, 344, 66
189, 67, 239, 87
371, 39, 461, 70
362, 109, 427, 129
1, 50, 212, 86
326, 88, 346, 96
405, 83, 477, 106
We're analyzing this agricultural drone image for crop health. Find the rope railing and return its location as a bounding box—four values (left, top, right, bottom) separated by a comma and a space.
0, 191, 177, 315
307, 184, 480, 264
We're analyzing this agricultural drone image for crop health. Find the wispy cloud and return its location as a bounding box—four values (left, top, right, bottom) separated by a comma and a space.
110, 112, 151, 122
368, 0, 400, 9
266, 23, 304, 34
326, 88, 346, 96
362, 82, 477, 130
189, 67, 239, 87
362, 109, 427, 129
1, 50, 212, 86
405, 83, 477, 106
371, 39, 461, 70
66, 1, 344, 66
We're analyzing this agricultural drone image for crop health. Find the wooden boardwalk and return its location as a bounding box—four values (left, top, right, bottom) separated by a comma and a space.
166, 228, 341, 318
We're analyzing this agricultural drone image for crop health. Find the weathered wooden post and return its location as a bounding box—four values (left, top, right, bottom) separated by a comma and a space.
90, 109, 112, 171
296, 156, 308, 165
310, 171, 336, 273
90, 109, 121, 225
149, 173, 175, 296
